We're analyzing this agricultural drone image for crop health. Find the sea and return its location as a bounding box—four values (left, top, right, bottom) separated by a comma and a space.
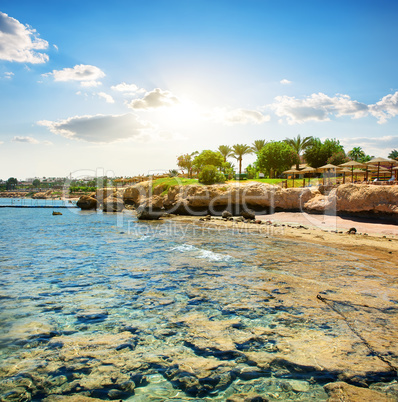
0, 199, 397, 401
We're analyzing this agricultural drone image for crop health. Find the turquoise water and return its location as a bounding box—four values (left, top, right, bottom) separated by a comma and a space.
0, 204, 396, 401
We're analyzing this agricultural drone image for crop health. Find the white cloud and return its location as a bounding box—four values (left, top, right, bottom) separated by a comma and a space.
128, 88, 179, 110
12, 136, 39, 144
53, 44, 58, 51
0, 141, 4, 145
43, 64, 105, 86
369, 92, 398, 124
97, 92, 115, 104
4, 71, 14, 79
37, 113, 154, 143
280, 79, 291, 85
270, 92, 369, 124
340, 136, 398, 158
0, 12, 49, 63
211, 107, 271, 125
111, 82, 145, 94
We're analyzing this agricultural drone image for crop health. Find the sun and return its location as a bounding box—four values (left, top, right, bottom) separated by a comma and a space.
156, 98, 203, 129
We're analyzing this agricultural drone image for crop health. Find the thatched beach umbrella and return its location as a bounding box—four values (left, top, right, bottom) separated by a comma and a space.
317, 164, 342, 185
339, 161, 365, 183
365, 157, 398, 181
282, 168, 300, 188
299, 166, 316, 186
339, 168, 352, 184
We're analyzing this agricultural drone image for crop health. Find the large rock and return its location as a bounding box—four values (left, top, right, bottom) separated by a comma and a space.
136, 205, 164, 220
102, 196, 124, 213
77, 195, 98, 210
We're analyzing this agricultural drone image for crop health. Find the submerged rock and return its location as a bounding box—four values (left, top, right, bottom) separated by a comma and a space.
324, 381, 393, 402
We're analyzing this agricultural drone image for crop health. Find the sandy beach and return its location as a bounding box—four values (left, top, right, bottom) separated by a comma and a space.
174, 211, 398, 265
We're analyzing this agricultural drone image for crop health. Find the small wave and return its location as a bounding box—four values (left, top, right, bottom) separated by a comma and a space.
169, 244, 235, 262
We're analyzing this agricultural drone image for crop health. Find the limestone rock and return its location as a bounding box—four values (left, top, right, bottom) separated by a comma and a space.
77, 195, 98, 210
136, 205, 163, 220
324, 381, 394, 401
241, 209, 255, 220
222, 210, 233, 218
102, 195, 124, 213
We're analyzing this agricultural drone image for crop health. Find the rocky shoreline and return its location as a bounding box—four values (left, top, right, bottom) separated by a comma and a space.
74, 182, 398, 223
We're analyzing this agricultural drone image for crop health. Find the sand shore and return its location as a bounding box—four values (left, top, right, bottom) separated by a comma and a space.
172, 211, 398, 265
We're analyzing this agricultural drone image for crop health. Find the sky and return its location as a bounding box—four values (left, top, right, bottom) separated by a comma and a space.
1, 0, 398, 180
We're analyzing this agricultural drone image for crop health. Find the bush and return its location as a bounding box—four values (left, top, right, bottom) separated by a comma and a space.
198, 165, 226, 185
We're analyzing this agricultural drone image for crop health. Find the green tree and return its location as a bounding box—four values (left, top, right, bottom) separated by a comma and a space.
257, 141, 299, 178
6, 177, 18, 190
388, 149, 398, 160
193, 150, 224, 171
232, 144, 253, 174
198, 165, 225, 184
327, 151, 349, 166
304, 138, 345, 168
251, 140, 267, 153
348, 147, 366, 161
218, 145, 233, 162
177, 151, 198, 178
245, 163, 259, 179
32, 179, 41, 188
284, 135, 314, 169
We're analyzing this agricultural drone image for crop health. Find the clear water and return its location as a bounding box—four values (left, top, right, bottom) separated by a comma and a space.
0, 203, 397, 401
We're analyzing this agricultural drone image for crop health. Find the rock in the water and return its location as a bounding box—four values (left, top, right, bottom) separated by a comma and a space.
77, 195, 98, 210
348, 227, 357, 234
52, 211, 62, 215
103, 196, 124, 213
227, 393, 268, 402
241, 209, 255, 220
136, 206, 163, 220
222, 210, 233, 219
324, 381, 392, 402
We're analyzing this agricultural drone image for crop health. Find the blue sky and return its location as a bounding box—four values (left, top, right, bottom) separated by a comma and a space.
1, 0, 398, 179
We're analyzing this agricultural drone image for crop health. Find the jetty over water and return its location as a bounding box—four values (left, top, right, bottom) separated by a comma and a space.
0, 199, 77, 208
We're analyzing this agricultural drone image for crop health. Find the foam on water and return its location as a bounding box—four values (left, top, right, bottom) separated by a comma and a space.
169, 243, 236, 262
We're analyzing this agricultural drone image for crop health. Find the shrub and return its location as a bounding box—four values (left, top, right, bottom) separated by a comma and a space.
198, 165, 226, 185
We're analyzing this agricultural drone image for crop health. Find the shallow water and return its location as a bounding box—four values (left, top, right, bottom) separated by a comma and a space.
1, 204, 397, 401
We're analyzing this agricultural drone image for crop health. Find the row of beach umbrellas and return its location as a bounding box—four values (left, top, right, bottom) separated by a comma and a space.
283, 157, 398, 186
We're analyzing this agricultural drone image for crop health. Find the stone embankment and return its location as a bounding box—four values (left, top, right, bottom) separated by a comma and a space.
75, 182, 398, 221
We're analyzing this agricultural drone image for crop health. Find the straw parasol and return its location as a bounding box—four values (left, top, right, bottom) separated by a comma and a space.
299, 166, 317, 186
282, 168, 300, 188
339, 160, 365, 183
339, 168, 352, 184
317, 164, 342, 185
365, 157, 398, 180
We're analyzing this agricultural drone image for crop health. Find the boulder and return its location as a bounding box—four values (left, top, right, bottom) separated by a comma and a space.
77, 195, 98, 210
241, 209, 255, 220
102, 196, 124, 213
136, 206, 164, 220
222, 210, 233, 218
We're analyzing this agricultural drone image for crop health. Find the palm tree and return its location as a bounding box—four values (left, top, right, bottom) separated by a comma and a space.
388, 149, 398, 160
232, 144, 253, 174
348, 147, 366, 162
251, 139, 267, 153
284, 135, 314, 169
218, 145, 233, 163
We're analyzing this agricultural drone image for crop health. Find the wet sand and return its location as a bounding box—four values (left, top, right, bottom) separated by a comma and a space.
174, 212, 398, 265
